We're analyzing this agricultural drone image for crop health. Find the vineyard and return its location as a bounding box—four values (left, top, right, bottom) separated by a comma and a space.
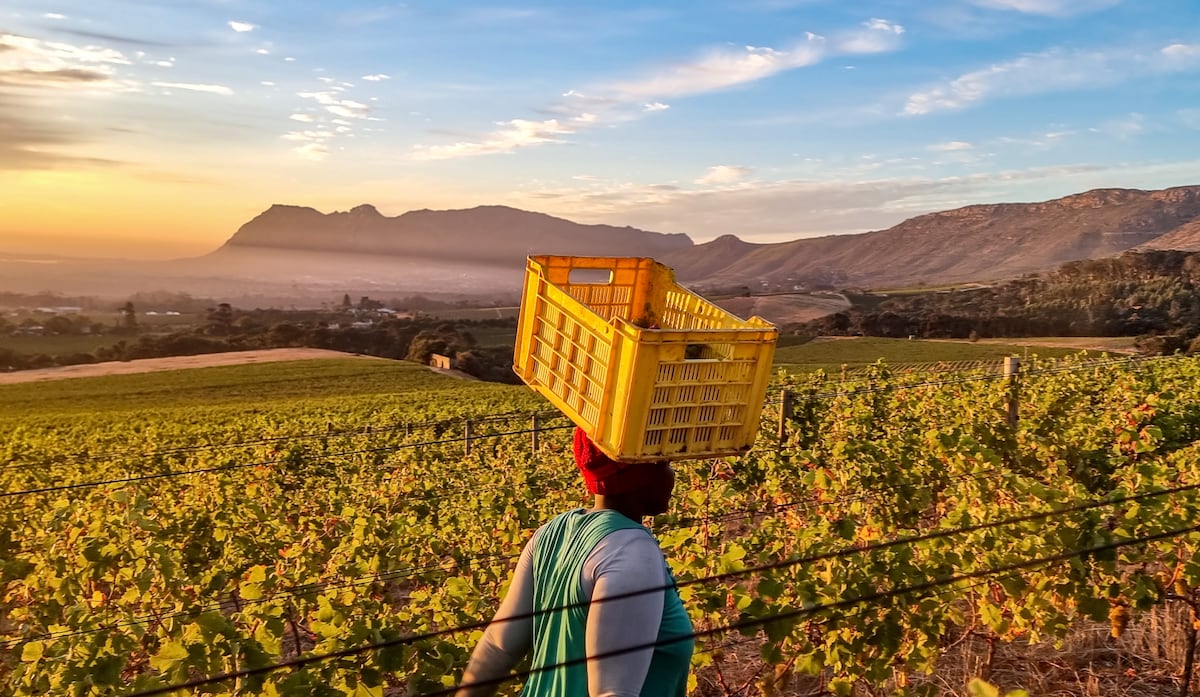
4, 354, 1200, 696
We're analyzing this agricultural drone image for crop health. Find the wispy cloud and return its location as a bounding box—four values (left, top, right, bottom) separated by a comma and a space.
284, 84, 380, 158
1090, 112, 1145, 139
605, 21, 902, 101
929, 140, 973, 151
1, 32, 130, 68
0, 94, 119, 171
904, 43, 1200, 115
411, 18, 906, 160
1163, 43, 1200, 60
969, 0, 1120, 17
228, 21, 257, 33
0, 67, 110, 87
298, 90, 373, 119
0, 33, 134, 91
151, 81, 234, 96
294, 142, 330, 161
362, 73, 391, 81
512, 162, 1158, 243
696, 165, 753, 185
411, 119, 577, 161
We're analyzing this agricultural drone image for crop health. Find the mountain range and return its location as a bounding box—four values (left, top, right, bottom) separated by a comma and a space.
215, 185, 1200, 294
4, 185, 1200, 305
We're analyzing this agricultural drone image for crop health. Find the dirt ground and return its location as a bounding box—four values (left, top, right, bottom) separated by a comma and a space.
0, 348, 374, 385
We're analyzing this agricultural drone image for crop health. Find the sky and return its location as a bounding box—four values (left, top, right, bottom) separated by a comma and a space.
1, 0, 1199, 259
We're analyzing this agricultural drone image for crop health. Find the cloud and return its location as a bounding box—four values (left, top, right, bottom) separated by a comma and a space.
904, 43, 1200, 115
696, 165, 753, 185
229, 21, 257, 33
298, 90, 373, 119
0, 33, 137, 91
294, 142, 330, 161
969, 0, 1120, 16
151, 81, 234, 95
290, 113, 316, 123
0, 94, 120, 171
1091, 112, 1145, 139
2, 32, 131, 68
54, 29, 175, 48
602, 22, 903, 102
362, 73, 391, 81
929, 140, 973, 151
0, 67, 111, 87
863, 18, 905, 35
410, 119, 577, 161
1163, 43, 1200, 59
412, 19, 905, 160
43, 13, 67, 20
513, 162, 1155, 243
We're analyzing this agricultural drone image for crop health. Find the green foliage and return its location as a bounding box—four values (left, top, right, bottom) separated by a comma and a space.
3, 354, 1200, 695
806, 249, 1200, 341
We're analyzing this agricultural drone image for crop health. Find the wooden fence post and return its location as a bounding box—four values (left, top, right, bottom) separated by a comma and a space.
1004, 357, 1020, 428
531, 414, 540, 454
777, 390, 794, 446
464, 419, 472, 456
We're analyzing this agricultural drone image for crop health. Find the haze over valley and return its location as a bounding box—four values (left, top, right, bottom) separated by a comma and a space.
4, 185, 1200, 311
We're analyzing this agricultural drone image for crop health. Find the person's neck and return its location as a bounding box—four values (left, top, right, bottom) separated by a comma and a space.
591, 495, 645, 521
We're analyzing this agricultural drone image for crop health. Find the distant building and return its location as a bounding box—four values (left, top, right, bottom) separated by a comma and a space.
430, 353, 454, 369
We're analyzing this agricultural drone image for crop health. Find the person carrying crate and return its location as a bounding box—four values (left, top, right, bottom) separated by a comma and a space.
455, 427, 693, 697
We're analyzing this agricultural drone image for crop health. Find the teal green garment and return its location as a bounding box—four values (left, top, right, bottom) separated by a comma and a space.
522, 509, 694, 697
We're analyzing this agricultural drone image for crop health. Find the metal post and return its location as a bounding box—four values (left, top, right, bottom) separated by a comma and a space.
777, 389, 794, 445
464, 419, 472, 456
531, 414, 541, 454
1004, 357, 1020, 428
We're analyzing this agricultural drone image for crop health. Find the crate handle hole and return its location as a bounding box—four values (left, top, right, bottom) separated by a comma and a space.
568, 268, 613, 285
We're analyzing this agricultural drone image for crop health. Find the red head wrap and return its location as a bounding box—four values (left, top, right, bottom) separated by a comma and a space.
573, 427, 658, 496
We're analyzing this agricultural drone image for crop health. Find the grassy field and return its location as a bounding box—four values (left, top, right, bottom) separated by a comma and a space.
425, 306, 520, 321
0, 334, 120, 355
0, 358, 540, 419
468, 325, 519, 347
772, 336, 1114, 373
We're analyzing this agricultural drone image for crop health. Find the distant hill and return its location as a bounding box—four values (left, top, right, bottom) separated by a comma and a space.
214, 204, 693, 264
1140, 216, 1200, 251
664, 185, 1200, 290
802, 249, 1200, 344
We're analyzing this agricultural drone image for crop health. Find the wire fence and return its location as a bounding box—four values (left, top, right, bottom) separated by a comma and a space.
5, 352, 1200, 694
123, 520, 1200, 697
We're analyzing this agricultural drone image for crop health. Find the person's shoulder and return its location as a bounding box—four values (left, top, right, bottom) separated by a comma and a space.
533, 508, 588, 534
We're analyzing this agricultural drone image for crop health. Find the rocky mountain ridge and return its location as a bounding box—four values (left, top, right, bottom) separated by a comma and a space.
209, 185, 1200, 295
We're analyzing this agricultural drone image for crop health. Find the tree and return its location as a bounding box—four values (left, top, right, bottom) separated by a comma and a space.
119, 301, 138, 331
205, 303, 234, 336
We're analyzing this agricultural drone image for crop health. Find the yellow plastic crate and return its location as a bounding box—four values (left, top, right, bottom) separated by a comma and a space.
514, 255, 778, 462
